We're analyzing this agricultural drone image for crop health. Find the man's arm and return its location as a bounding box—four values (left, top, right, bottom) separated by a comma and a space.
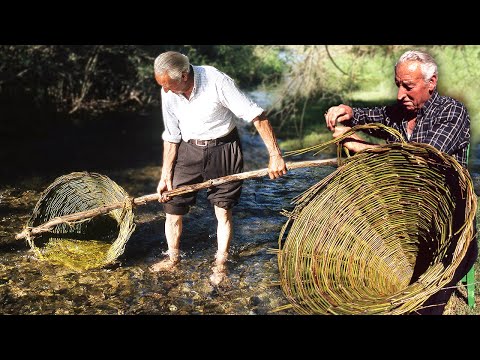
252, 112, 287, 179
333, 126, 378, 153
423, 102, 470, 156
326, 104, 385, 153
157, 141, 179, 202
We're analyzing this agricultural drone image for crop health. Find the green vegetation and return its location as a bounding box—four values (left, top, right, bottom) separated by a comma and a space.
3, 45, 476, 144
0, 45, 286, 128
270, 45, 480, 151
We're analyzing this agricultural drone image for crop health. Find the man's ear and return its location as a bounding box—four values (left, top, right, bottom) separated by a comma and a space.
429, 74, 437, 92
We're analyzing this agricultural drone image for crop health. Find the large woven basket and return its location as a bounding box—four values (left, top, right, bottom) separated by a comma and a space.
278, 142, 476, 315
25, 172, 136, 271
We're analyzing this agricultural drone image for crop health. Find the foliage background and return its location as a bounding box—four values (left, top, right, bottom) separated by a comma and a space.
1, 45, 479, 175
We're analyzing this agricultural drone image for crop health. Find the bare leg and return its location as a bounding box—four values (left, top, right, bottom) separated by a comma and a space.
210, 206, 232, 285
149, 213, 182, 272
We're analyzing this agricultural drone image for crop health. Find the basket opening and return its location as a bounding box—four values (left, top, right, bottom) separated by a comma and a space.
25, 172, 136, 271
33, 214, 119, 248
278, 144, 475, 314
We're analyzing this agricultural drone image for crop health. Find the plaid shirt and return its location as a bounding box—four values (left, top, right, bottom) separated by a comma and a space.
350, 90, 471, 168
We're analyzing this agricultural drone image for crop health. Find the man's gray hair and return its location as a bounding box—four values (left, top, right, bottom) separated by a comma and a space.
396, 50, 438, 82
154, 51, 190, 81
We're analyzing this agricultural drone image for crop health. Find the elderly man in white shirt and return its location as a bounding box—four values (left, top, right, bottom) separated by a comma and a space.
149, 51, 287, 286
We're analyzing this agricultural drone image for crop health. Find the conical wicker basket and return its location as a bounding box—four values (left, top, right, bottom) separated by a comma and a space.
278, 142, 476, 315
25, 172, 136, 271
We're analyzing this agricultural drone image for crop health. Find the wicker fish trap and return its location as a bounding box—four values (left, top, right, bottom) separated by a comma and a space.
24, 172, 136, 271
277, 142, 476, 315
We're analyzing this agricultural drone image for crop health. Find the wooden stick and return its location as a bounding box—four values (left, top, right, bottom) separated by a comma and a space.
15, 158, 337, 240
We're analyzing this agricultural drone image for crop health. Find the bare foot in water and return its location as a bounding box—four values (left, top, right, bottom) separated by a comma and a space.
209, 264, 229, 286
149, 258, 179, 272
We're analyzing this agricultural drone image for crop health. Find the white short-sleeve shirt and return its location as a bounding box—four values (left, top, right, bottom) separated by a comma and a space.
161, 65, 264, 143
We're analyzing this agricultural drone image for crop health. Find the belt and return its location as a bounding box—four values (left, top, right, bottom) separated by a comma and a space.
187, 129, 237, 147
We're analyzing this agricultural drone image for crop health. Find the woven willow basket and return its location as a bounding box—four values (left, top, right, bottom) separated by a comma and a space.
278, 142, 476, 315
25, 172, 136, 271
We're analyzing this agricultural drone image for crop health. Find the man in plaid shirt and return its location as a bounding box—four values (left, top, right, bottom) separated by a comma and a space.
325, 50, 470, 168
325, 49, 477, 314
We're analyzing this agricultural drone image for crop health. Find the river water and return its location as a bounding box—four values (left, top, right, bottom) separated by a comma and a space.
0, 116, 343, 315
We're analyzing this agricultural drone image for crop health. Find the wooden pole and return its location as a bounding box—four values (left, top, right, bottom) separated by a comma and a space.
15, 158, 337, 240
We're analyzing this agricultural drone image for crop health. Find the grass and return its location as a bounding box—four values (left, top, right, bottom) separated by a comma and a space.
281, 131, 334, 152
